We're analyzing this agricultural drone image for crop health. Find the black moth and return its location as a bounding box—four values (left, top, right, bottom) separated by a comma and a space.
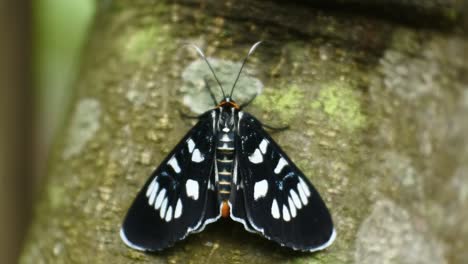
120, 42, 335, 252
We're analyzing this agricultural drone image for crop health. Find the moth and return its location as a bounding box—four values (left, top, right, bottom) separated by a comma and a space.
120, 42, 336, 252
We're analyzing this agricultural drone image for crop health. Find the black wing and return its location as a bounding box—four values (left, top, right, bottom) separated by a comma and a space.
231, 112, 335, 252
120, 111, 221, 251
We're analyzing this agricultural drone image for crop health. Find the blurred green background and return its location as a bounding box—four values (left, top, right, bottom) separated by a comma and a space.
35, 0, 95, 157
1, 1, 95, 263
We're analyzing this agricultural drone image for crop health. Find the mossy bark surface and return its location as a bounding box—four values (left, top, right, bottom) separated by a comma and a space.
22, 0, 468, 263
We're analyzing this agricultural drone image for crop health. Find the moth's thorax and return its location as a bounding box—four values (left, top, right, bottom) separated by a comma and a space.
215, 101, 240, 132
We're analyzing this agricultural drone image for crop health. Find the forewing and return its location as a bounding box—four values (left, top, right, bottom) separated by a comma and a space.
234, 112, 335, 251
121, 113, 220, 251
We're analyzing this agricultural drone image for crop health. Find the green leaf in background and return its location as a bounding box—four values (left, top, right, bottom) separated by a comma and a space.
35, 0, 95, 156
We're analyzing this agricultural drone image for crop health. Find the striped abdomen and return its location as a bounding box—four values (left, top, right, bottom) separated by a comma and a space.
216, 131, 235, 201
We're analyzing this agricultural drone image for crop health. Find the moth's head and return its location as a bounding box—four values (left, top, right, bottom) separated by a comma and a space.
216, 97, 239, 131
216, 97, 240, 110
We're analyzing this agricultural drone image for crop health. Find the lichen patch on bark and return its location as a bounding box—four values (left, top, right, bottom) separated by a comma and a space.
355, 199, 446, 264
181, 58, 263, 114
63, 98, 101, 159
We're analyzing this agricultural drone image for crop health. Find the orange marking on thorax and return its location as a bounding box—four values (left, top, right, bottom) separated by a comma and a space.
221, 201, 230, 218
216, 101, 240, 110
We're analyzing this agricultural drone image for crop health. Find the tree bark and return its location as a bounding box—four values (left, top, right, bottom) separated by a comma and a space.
21, 0, 468, 263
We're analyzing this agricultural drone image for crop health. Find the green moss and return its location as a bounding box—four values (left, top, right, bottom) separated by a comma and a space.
443, 8, 458, 22
126, 250, 147, 261
292, 253, 343, 264
254, 85, 303, 121
48, 184, 66, 209
311, 82, 366, 132
389, 29, 421, 54
123, 25, 169, 63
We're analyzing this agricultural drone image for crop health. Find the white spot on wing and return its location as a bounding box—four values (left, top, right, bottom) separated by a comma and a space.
290, 189, 302, 209
248, 148, 263, 164
160, 197, 168, 219
274, 157, 288, 174
271, 199, 280, 219
186, 179, 199, 200
165, 206, 173, 222
283, 205, 291, 221
187, 138, 195, 153
222, 127, 230, 132
259, 139, 268, 154
154, 189, 166, 209
146, 180, 156, 197
299, 177, 311, 197
174, 199, 183, 219
288, 197, 297, 218
298, 184, 308, 205
168, 156, 181, 173
192, 149, 204, 163
148, 182, 158, 206
253, 179, 268, 200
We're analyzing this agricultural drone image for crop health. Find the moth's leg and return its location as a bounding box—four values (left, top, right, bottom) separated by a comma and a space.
178, 109, 201, 120
262, 123, 289, 133
239, 93, 257, 109
204, 77, 218, 106
242, 93, 288, 132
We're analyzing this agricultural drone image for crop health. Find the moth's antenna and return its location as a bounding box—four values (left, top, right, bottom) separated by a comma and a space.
229, 41, 262, 98
184, 44, 226, 98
